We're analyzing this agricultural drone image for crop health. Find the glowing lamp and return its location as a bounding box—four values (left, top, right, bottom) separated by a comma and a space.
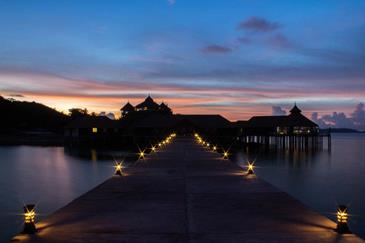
114, 162, 123, 176
139, 151, 145, 159
247, 162, 255, 175
336, 205, 351, 234
158, 143, 162, 147
151, 146, 156, 152
23, 204, 36, 234
213, 146, 217, 151
206, 143, 210, 147
223, 151, 228, 159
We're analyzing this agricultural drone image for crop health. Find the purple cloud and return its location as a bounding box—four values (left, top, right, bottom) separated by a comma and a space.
201, 45, 232, 54
311, 103, 365, 130
352, 103, 365, 128
238, 17, 280, 32
267, 34, 292, 49
272, 106, 287, 116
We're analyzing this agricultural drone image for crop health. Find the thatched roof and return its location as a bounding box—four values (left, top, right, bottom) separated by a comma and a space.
121, 102, 134, 112
135, 96, 160, 110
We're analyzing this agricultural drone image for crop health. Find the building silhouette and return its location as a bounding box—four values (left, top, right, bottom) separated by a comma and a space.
65, 96, 325, 150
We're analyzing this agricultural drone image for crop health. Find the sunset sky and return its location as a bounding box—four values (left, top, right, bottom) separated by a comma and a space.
1, 0, 365, 127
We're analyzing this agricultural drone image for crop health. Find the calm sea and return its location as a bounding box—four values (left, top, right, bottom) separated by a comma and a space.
0, 133, 365, 241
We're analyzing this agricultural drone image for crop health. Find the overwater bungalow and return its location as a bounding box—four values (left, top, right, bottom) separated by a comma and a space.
235, 104, 326, 150
64, 96, 327, 150
243, 104, 319, 136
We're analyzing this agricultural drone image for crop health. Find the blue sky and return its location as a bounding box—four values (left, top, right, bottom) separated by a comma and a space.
0, 0, 365, 127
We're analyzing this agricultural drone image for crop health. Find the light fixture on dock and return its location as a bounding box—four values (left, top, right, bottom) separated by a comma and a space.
247, 162, 255, 175
114, 161, 123, 176
336, 205, 351, 234
213, 146, 217, 151
151, 146, 156, 152
206, 143, 210, 147
223, 151, 229, 159
138, 150, 145, 159
23, 204, 36, 234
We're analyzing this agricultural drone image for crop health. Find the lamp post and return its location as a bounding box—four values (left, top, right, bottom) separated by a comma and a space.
23, 204, 36, 234
247, 162, 255, 175
114, 162, 123, 176
223, 151, 228, 159
139, 150, 145, 159
336, 205, 351, 234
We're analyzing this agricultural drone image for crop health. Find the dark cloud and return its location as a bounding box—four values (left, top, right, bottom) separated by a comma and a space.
237, 17, 280, 32
267, 34, 292, 49
201, 45, 232, 54
8, 94, 24, 98
311, 103, 365, 130
272, 106, 286, 116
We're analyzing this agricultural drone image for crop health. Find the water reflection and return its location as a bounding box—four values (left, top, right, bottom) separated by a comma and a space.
0, 146, 130, 242
1, 134, 365, 241
230, 133, 365, 239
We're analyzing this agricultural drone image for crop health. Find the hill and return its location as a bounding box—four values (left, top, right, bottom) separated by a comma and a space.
0, 95, 70, 133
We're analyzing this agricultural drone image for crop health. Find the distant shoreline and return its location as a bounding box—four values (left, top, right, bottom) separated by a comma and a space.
320, 128, 365, 133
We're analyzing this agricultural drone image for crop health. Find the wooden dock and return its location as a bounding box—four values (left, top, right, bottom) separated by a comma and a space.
13, 137, 363, 242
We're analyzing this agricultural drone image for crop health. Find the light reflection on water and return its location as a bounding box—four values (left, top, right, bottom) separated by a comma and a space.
0, 146, 128, 242
232, 133, 365, 239
0, 134, 365, 241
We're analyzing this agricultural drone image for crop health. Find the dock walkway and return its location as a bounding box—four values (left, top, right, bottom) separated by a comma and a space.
13, 137, 363, 242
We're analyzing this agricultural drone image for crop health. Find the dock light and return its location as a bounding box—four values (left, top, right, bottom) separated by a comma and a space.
151, 146, 156, 152
194, 133, 198, 137
336, 205, 351, 234
23, 204, 36, 234
206, 143, 210, 147
247, 162, 255, 175
114, 162, 123, 176
139, 150, 145, 159
213, 146, 217, 151
158, 143, 162, 147
223, 151, 229, 159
